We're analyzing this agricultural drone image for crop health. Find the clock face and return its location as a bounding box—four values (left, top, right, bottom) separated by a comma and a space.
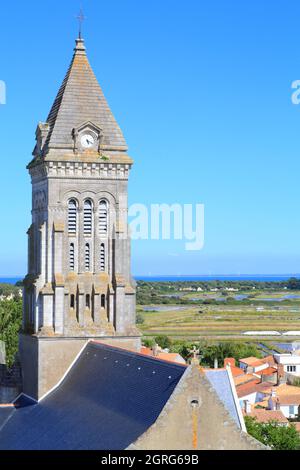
80, 133, 95, 149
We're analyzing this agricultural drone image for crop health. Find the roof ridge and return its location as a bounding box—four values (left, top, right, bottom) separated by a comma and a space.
90, 341, 187, 369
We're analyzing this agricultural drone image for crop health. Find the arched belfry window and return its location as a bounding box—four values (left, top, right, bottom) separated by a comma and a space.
68, 199, 77, 234
69, 243, 75, 271
84, 200, 93, 236
99, 200, 108, 236
100, 243, 105, 272
85, 243, 90, 271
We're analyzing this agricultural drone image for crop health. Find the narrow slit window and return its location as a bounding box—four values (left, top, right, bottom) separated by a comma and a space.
85, 243, 90, 271
86, 294, 90, 309
100, 243, 105, 272
69, 243, 75, 271
99, 200, 108, 235
70, 294, 75, 309
84, 200, 92, 236
101, 294, 106, 308
68, 199, 77, 234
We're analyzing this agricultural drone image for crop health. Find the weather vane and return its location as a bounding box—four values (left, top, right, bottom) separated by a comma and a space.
77, 8, 86, 39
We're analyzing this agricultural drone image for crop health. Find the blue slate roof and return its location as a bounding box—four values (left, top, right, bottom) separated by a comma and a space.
0, 342, 186, 450
0, 407, 14, 430
205, 369, 242, 428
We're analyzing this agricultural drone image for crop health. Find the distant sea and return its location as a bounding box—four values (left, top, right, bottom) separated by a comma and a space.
134, 274, 300, 282
1, 274, 299, 285
0, 277, 22, 285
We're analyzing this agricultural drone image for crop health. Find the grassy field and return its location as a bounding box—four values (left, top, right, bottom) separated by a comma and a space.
138, 300, 300, 342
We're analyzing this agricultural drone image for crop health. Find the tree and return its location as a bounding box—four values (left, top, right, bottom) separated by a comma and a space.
198, 341, 261, 368
136, 312, 144, 324
154, 335, 172, 350
142, 337, 155, 348
287, 277, 300, 290
0, 299, 22, 367
245, 416, 300, 450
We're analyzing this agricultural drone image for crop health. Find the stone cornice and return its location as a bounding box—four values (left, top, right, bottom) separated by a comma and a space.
28, 160, 132, 181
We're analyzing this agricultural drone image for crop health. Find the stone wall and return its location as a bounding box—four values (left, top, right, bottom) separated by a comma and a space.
0, 363, 22, 404
128, 366, 267, 451
19, 334, 141, 400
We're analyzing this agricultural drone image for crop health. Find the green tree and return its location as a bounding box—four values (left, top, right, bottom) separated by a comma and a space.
0, 299, 22, 367
136, 312, 144, 324
154, 335, 172, 350
170, 340, 195, 360
142, 337, 155, 348
287, 277, 300, 290
245, 416, 300, 450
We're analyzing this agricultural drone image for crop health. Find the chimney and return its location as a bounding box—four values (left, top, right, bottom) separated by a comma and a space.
277, 364, 285, 385
152, 343, 159, 357
224, 358, 235, 368
244, 400, 252, 414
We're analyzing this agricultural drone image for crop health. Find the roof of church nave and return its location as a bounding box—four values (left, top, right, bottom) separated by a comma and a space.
0, 342, 262, 450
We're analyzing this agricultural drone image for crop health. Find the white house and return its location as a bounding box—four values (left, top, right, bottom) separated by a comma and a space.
268, 385, 300, 419
274, 353, 300, 376
239, 357, 269, 374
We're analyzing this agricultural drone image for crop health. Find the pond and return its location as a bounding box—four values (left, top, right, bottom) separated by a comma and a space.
143, 306, 186, 312
257, 294, 300, 302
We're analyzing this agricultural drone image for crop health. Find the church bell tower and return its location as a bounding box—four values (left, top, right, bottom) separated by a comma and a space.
20, 37, 140, 400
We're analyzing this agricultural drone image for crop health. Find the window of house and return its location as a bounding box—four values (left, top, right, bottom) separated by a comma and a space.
101, 294, 105, 308
86, 294, 90, 309
289, 405, 295, 416
70, 294, 75, 309
287, 365, 296, 373
68, 199, 77, 234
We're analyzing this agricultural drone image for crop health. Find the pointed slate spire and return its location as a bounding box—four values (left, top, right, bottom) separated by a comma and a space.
43, 37, 128, 153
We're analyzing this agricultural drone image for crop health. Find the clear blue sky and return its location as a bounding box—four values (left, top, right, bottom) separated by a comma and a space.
0, 0, 300, 276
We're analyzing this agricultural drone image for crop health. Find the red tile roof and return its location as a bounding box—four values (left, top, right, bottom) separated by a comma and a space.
236, 381, 273, 398
239, 357, 265, 367
224, 358, 245, 377
234, 374, 258, 386
140, 346, 186, 365
224, 358, 236, 367
244, 409, 288, 424
255, 367, 277, 376
229, 366, 245, 377
261, 355, 276, 367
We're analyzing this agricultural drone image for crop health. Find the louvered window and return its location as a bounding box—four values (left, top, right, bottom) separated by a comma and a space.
99, 200, 108, 235
85, 243, 90, 271
68, 199, 77, 234
69, 243, 75, 271
84, 200, 92, 236
100, 243, 105, 272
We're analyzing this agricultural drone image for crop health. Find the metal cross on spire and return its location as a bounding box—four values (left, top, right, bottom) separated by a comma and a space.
77, 8, 86, 39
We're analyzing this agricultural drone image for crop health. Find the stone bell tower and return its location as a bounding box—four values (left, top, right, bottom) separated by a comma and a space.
20, 37, 140, 400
